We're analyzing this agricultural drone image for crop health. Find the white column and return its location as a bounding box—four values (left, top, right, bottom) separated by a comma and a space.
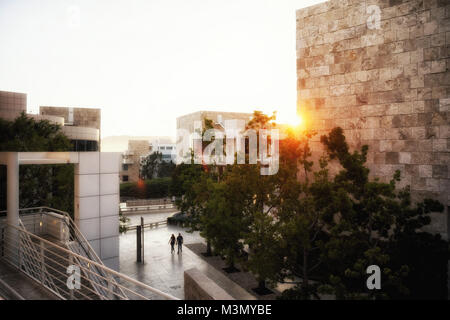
6, 153, 19, 266
74, 152, 120, 271
6, 153, 19, 226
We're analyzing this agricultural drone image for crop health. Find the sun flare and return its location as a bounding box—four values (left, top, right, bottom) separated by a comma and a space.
278, 112, 303, 128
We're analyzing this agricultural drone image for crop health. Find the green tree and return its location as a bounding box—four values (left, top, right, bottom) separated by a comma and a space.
141, 151, 162, 180
316, 127, 446, 299
0, 113, 73, 215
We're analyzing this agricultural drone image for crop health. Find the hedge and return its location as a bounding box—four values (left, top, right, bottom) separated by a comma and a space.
120, 177, 171, 199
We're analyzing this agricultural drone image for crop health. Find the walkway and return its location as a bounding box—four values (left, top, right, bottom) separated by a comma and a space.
119, 212, 255, 300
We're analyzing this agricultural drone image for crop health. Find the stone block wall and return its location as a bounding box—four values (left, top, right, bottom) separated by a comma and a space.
0, 91, 26, 121
296, 0, 449, 238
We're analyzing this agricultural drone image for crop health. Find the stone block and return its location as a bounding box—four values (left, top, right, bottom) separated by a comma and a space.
386, 152, 400, 164
433, 165, 448, 178
419, 164, 433, 177
399, 152, 412, 164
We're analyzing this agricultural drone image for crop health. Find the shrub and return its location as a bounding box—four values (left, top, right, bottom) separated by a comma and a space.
120, 177, 171, 199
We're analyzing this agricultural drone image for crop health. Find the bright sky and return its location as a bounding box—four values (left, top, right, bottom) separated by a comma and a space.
0, 0, 325, 138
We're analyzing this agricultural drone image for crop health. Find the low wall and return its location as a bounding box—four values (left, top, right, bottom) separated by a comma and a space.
126, 198, 173, 207
184, 268, 235, 300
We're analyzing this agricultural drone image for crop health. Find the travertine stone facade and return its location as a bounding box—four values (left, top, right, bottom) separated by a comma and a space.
296, 0, 449, 238
0, 90, 26, 121
40, 106, 101, 130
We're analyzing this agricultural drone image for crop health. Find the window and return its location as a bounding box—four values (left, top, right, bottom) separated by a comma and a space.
122, 175, 129, 182
70, 139, 99, 151
122, 164, 128, 171
166, 146, 173, 150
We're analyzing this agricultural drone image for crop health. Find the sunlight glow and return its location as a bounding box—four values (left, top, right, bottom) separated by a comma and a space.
278, 112, 303, 128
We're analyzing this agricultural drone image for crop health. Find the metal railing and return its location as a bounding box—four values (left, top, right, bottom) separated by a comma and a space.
8, 207, 125, 299
0, 207, 176, 299
126, 220, 168, 231
0, 222, 179, 300
120, 204, 175, 214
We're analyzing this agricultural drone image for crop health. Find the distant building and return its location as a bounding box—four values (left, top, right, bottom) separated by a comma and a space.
120, 139, 176, 183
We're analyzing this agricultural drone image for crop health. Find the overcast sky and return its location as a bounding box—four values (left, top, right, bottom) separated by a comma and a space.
0, 0, 325, 138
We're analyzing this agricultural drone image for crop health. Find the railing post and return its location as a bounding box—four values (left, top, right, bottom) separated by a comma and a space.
40, 239, 45, 285
140, 217, 144, 264
136, 225, 142, 263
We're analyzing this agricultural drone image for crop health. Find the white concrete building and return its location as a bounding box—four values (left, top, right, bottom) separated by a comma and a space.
0, 151, 121, 270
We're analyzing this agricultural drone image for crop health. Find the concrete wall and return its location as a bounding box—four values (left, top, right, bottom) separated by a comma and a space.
74, 152, 121, 270
184, 268, 235, 300
296, 0, 449, 238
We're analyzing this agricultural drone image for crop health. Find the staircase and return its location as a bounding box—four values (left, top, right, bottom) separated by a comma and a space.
0, 207, 178, 300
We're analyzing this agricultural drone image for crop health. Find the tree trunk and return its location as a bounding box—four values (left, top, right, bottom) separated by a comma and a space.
258, 279, 266, 290
206, 241, 212, 256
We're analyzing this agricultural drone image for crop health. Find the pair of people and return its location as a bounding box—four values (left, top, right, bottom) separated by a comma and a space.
169, 233, 183, 254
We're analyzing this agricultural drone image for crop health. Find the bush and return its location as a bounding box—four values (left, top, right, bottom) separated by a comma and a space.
120, 178, 171, 199
167, 212, 191, 225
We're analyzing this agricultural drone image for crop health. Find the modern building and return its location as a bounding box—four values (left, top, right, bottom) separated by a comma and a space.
40, 106, 101, 151
120, 139, 176, 183
296, 0, 449, 239
120, 140, 151, 183
0, 90, 27, 121
0, 90, 101, 152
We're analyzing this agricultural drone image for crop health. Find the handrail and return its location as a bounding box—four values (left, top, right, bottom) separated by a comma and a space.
14, 207, 125, 299
1, 222, 179, 300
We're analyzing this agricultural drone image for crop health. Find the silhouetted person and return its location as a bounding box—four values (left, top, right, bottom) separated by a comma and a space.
169, 234, 176, 254
177, 233, 183, 254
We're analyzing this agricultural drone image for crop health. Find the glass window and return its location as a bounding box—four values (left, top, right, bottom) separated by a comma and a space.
122, 175, 129, 182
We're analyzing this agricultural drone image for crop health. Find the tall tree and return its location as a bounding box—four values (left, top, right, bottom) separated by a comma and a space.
0, 113, 73, 214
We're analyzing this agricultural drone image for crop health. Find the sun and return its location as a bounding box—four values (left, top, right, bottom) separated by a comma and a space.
278, 112, 303, 128
288, 114, 303, 127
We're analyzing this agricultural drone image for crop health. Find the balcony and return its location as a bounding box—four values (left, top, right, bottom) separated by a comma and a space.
122, 158, 134, 164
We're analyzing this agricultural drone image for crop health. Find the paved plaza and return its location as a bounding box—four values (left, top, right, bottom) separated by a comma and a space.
119, 211, 255, 299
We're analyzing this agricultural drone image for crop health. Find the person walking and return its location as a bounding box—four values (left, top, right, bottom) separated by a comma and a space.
169, 234, 176, 254
176, 233, 183, 254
